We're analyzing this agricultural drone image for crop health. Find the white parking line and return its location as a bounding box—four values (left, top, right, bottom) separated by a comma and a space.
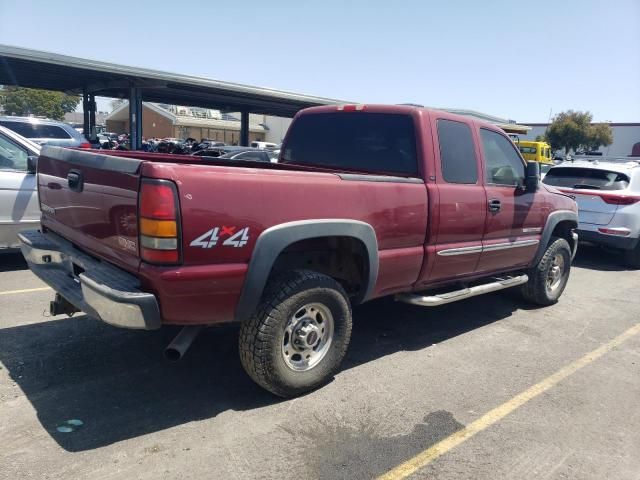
0, 287, 51, 296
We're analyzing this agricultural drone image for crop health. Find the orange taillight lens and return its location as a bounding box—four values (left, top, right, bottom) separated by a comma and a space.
140, 218, 177, 237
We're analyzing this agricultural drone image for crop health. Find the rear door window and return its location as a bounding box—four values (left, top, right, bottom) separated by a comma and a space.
542, 167, 630, 190
436, 119, 478, 184
282, 112, 418, 175
0, 121, 71, 139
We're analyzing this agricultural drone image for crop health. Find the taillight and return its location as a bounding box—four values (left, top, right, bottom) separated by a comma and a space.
558, 189, 640, 206
139, 179, 181, 264
79, 142, 91, 149
600, 194, 640, 205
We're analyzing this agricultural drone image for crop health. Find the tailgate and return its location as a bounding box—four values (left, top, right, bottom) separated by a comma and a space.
37, 146, 143, 272
568, 191, 617, 226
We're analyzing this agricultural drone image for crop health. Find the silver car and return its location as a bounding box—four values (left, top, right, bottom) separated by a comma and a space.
0, 125, 41, 249
543, 160, 640, 267
0, 116, 88, 148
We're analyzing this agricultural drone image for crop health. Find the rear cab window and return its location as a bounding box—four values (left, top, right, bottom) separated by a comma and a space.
543, 167, 630, 191
0, 121, 71, 139
281, 112, 418, 176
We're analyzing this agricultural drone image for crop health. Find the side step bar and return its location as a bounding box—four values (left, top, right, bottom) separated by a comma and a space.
396, 274, 528, 307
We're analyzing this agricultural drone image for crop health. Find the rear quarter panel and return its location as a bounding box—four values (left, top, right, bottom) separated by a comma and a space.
141, 162, 428, 299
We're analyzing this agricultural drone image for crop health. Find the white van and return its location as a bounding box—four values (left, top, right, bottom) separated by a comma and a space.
250, 141, 278, 150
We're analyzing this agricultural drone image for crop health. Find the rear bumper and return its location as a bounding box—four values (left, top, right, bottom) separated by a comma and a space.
577, 229, 640, 251
18, 230, 161, 330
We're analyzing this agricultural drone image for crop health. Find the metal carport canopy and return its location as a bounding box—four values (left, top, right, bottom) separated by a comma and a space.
0, 44, 346, 117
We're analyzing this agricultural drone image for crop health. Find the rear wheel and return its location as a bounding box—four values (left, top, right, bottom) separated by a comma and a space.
521, 237, 571, 306
623, 243, 640, 268
239, 270, 352, 397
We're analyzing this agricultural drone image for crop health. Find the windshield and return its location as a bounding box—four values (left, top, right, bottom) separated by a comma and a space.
543, 167, 630, 190
281, 112, 418, 175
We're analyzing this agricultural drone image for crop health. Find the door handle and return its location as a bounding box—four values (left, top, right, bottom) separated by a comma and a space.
67, 169, 84, 192
488, 199, 501, 212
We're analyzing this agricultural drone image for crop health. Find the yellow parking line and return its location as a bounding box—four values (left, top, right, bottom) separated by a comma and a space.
378, 321, 640, 480
0, 287, 51, 296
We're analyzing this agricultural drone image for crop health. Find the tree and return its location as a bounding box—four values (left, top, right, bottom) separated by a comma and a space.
0, 86, 80, 120
534, 134, 546, 142
584, 123, 613, 152
545, 110, 593, 154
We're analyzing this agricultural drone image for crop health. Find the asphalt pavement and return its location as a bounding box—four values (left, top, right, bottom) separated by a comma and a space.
1, 244, 639, 480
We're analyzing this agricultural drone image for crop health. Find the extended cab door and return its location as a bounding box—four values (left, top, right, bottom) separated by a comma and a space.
476, 127, 545, 273
417, 115, 487, 285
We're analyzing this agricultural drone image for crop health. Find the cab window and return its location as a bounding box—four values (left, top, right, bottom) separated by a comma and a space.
480, 129, 525, 186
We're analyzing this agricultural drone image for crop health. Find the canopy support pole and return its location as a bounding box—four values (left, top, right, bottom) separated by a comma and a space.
240, 111, 249, 146
129, 87, 142, 150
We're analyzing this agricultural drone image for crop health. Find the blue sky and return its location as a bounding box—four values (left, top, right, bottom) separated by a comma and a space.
1, 0, 638, 122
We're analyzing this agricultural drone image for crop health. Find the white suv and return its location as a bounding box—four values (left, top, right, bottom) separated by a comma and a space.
543, 160, 640, 267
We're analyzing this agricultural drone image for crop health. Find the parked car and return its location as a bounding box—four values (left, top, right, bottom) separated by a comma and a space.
192, 145, 266, 159
219, 148, 273, 162
19, 104, 578, 397
250, 141, 278, 150
0, 125, 41, 249
0, 116, 90, 148
542, 160, 640, 267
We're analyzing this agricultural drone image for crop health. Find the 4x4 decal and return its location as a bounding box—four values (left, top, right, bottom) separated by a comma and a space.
190, 226, 250, 248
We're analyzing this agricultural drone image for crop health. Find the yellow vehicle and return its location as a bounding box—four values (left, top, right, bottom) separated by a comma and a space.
517, 141, 553, 164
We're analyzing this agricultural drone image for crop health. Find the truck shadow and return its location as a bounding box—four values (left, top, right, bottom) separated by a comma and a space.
0, 292, 521, 452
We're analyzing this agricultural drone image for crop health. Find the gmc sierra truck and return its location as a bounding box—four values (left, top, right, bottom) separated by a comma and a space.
19, 105, 578, 397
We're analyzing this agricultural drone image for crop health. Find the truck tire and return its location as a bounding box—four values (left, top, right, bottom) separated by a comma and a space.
623, 243, 640, 268
238, 269, 352, 397
520, 237, 571, 306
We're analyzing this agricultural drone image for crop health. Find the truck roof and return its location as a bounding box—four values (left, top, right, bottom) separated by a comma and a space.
297, 104, 505, 132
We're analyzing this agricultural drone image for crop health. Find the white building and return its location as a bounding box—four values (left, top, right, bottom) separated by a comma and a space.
520, 123, 640, 157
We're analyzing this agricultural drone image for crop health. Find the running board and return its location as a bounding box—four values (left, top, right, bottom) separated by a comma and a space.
395, 274, 528, 307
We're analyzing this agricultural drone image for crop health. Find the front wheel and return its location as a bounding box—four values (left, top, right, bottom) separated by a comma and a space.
239, 270, 352, 397
521, 237, 572, 306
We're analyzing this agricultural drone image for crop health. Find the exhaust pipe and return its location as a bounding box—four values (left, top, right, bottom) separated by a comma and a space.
164, 326, 203, 361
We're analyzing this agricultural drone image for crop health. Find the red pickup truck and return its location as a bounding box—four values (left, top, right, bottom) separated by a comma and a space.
19, 105, 578, 397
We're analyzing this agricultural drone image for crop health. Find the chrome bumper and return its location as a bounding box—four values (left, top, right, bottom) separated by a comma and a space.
18, 230, 161, 330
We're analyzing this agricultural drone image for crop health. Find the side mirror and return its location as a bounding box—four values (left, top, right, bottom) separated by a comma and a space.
27, 155, 38, 174
524, 161, 540, 192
